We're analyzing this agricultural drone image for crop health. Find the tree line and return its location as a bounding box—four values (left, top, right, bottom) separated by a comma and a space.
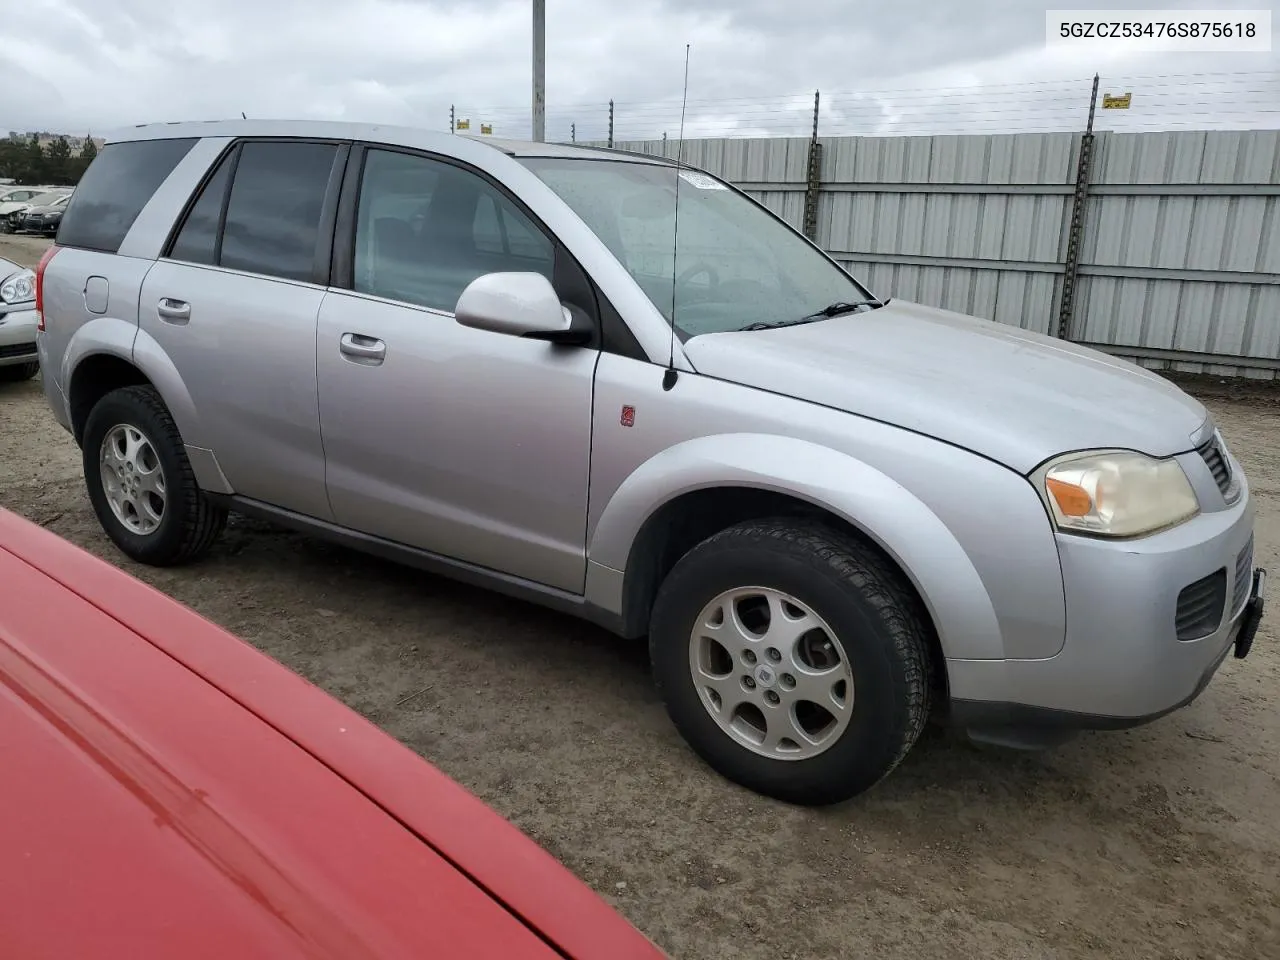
0, 134, 98, 186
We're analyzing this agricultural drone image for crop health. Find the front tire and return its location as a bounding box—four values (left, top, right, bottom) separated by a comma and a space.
649, 519, 933, 806
82, 385, 227, 565
0, 361, 39, 382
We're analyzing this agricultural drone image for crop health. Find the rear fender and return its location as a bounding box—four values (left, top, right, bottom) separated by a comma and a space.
588, 433, 1005, 661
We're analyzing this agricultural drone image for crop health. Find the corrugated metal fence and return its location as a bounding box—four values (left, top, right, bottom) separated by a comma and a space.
599, 131, 1280, 379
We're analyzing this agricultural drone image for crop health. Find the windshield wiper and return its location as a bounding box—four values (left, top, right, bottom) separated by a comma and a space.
737, 299, 883, 332
804, 299, 883, 320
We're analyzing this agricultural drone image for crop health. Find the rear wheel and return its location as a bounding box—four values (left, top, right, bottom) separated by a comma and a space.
649, 518, 933, 805
82, 385, 227, 565
0, 361, 39, 382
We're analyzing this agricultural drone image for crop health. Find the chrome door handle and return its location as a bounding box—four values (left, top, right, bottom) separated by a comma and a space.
157, 298, 191, 323
339, 332, 386, 365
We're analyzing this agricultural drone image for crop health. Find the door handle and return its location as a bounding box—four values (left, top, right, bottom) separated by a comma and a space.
157, 298, 191, 323
339, 332, 386, 365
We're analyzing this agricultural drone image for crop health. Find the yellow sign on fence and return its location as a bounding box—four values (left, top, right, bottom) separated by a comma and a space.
1102, 92, 1132, 109
480, 123, 493, 135
456, 118, 471, 130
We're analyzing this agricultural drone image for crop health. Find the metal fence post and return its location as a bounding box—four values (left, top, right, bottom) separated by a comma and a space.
802, 90, 823, 242
450, 105, 455, 134
571, 122, 576, 142
1055, 75, 1100, 340
608, 99, 615, 148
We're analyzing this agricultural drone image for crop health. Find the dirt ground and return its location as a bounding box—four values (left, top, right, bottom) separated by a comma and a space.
2, 233, 1278, 959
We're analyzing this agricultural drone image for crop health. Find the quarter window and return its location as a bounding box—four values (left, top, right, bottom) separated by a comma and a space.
353, 148, 554, 313
56, 138, 196, 253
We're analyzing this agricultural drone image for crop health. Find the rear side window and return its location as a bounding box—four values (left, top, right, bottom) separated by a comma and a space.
56, 138, 196, 253
219, 141, 338, 282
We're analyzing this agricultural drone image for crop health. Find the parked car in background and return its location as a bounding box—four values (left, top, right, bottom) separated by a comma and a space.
2, 188, 70, 232
16, 190, 72, 236
0, 253, 38, 380
0, 507, 666, 959
0, 185, 53, 220
36, 121, 1266, 806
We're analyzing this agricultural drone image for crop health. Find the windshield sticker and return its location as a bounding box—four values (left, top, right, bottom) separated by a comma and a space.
677, 171, 727, 190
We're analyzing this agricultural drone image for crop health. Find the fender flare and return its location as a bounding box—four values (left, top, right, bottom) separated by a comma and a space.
587, 433, 1005, 661
62, 319, 202, 450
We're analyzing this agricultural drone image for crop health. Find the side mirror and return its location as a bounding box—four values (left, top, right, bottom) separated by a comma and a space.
454, 272, 587, 345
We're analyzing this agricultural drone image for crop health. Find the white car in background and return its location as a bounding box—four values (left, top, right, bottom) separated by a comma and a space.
1, 188, 71, 233
0, 254, 38, 381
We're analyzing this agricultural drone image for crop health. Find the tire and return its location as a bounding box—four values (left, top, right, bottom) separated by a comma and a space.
0, 361, 39, 382
649, 518, 933, 806
82, 385, 227, 565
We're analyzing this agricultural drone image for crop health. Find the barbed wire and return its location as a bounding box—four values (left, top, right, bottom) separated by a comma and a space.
450, 70, 1279, 142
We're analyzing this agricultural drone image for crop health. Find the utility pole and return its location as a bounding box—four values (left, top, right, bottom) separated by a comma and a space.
450, 105, 455, 134
532, 0, 546, 141
570, 122, 575, 142
608, 99, 614, 148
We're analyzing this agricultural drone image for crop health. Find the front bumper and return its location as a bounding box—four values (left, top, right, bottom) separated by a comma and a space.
948, 477, 1264, 741
0, 305, 37, 366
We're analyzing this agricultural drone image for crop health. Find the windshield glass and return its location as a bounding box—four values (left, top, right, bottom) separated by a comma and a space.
30, 191, 68, 206
517, 157, 872, 338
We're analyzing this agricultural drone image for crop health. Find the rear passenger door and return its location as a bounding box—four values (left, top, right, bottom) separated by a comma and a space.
139, 139, 348, 521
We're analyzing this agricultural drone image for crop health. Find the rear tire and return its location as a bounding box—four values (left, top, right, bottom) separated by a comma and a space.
649, 518, 933, 806
82, 385, 227, 565
0, 361, 39, 382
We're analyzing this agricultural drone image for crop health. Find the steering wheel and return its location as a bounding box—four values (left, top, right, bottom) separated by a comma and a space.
676, 262, 720, 290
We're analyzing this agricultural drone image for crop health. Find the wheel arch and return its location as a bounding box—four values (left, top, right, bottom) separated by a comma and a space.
587, 434, 1005, 667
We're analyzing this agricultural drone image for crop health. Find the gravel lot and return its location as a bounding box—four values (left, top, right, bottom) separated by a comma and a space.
3, 233, 1278, 959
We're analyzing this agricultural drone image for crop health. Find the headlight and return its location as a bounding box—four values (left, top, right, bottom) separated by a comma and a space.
1033, 449, 1199, 538
0, 269, 35, 304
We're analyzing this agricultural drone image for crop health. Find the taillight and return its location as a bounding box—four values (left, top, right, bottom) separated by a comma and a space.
35, 244, 59, 332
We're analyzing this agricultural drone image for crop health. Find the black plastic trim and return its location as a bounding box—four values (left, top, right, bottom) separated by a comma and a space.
312, 143, 351, 287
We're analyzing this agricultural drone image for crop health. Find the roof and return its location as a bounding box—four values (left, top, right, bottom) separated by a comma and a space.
105, 118, 672, 164
0, 508, 665, 960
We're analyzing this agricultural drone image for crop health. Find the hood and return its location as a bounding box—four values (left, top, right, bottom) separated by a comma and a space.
0, 201, 30, 215
682, 299, 1208, 473
0, 256, 22, 278
24, 203, 66, 215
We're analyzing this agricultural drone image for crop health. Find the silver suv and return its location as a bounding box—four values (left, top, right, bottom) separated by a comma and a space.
36, 121, 1266, 805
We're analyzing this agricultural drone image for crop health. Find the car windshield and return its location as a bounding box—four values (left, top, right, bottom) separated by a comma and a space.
517, 157, 874, 338
30, 191, 67, 206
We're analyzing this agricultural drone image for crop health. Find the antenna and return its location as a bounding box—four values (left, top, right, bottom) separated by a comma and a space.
662, 43, 690, 392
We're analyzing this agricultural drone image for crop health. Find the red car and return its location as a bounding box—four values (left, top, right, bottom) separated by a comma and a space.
0, 508, 666, 960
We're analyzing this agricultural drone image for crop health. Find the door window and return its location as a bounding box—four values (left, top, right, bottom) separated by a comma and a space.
353, 148, 554, 313
168, 140, 338, 283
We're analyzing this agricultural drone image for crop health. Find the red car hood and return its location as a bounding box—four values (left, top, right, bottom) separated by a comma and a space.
0, 509, 663, 960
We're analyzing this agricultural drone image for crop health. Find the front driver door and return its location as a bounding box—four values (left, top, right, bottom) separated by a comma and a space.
316, 146, 599, 593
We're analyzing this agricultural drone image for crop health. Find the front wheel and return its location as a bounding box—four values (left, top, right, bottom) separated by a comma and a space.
82, 385, 227, 565
649, 519, 934, 806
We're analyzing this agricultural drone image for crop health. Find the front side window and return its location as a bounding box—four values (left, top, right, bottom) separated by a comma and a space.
518, 157, 873, 338
353, 148, 554, 313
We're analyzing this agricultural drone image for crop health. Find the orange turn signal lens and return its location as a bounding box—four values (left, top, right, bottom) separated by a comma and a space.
1046, 477, 1092, 517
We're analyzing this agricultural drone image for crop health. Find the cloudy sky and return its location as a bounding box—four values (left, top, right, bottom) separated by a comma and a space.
2, 0, 1276, 142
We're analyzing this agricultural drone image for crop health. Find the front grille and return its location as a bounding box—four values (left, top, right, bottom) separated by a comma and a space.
1176, 569, 1227, 641
1234, 536, 1254, 615
1197, 437, 1232, 497
0, 342, 35, 359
